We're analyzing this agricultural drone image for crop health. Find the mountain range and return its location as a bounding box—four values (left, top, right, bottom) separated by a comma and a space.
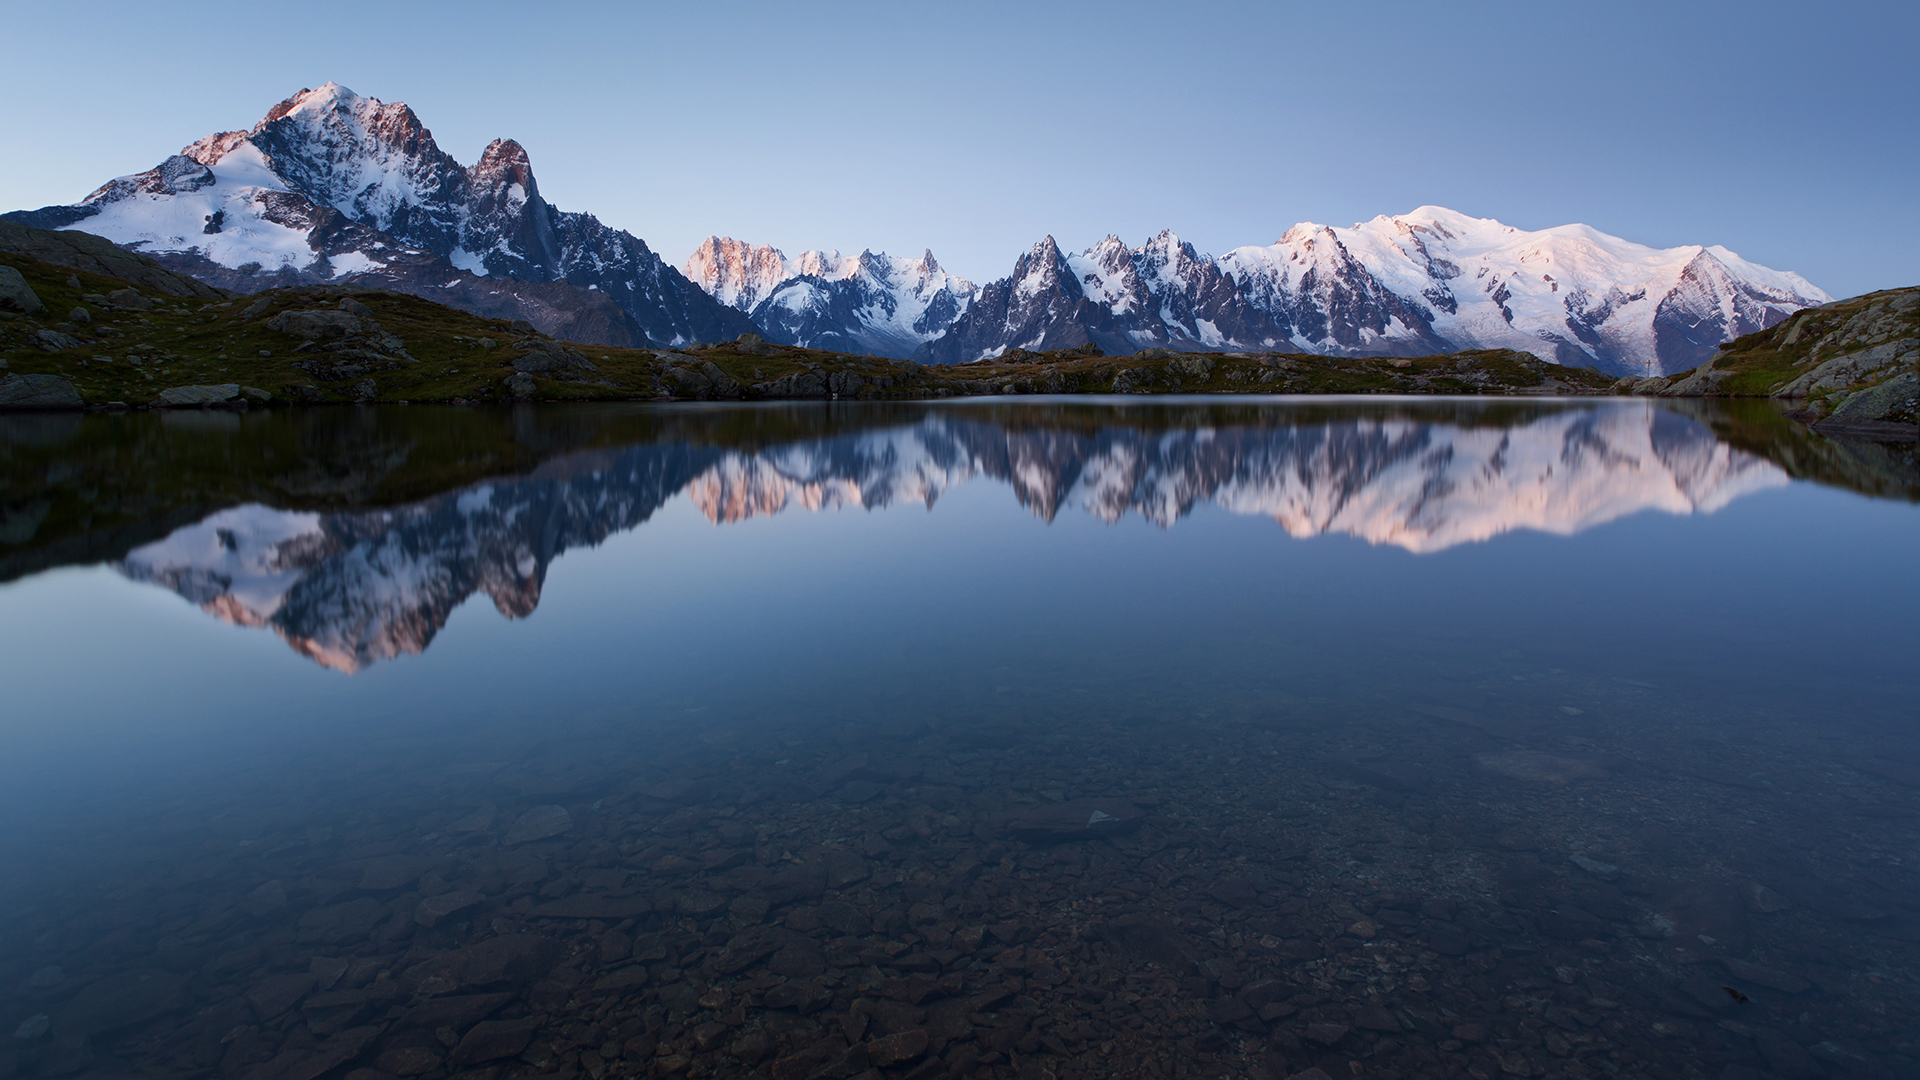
120, 403, 1783, 670
7, 83, 1830, 375
4, 83, 753, 347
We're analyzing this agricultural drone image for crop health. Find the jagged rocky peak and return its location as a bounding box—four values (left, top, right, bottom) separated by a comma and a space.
684, 236, 978, 359
685, 236, 790, 311
1013, 236, 1070, 291
247, 83, 466, 238
917, 209, 1828, 372
5, 82, 756, 348
472, 139, 539, 195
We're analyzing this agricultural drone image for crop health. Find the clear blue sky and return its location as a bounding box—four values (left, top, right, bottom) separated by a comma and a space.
3, 0, 1912, 298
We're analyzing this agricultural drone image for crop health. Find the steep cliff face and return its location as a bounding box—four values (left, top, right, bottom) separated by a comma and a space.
5, 84, 754, 347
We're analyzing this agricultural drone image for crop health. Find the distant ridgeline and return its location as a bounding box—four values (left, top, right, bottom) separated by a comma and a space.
1, 217, 1912, 438
4, 83, 1831, 376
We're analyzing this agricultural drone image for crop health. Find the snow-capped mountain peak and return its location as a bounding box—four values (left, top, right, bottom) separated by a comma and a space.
683, 236, 976, 358
5, 84, 755, 348
920, 208, 1829, 372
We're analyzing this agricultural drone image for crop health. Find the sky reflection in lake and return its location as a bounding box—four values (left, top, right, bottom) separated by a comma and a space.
0, 398, 1915, 1080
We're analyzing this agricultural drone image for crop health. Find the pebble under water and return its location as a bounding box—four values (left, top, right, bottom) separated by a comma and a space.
0, 398, 1917, 1080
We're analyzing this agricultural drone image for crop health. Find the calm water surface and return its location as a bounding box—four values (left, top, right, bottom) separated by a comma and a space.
0, 398, 1916, 1080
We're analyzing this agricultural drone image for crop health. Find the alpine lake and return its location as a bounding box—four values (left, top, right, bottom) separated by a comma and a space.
1, 396, 1916, 1080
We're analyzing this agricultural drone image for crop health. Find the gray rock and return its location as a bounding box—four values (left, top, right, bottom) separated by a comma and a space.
367, 330, 414, 360
267, 309, 363, 339
1826, 370, 1918, 425
1570, 854, 1618, 876
66, 306, 90, 324
336, 297, 375, 318
297, 897, 387, 943
754, 370, 828, 398
1777, 338, 1916, 397
733, 331, 777, 356
0, 373, 82, 409
27, 965, 65, 988
13, 1014, 48, 1039
105, 287, 153, 311
246, 972, 317, 1020
240, 296, 273, 320
449, 1017, 541, 1067
239, 879, 288, 917
0, 265, 43, 312
505, 371, 536, 399
156, 383, 241, 407
1003, 798, 1143, 842
664, 360, 744, 399
241, 385, 273, 402
415, 889, 487, 927
30, 329, 81, 351
398, 992, 513, 1031
504, 804, 571, 844
407, 934, 560, 991
510, 340, 595, 375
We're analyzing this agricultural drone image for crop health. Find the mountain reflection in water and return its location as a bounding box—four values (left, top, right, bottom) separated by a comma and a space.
96, 402, 1791, 672
2, 397, 1918, 1080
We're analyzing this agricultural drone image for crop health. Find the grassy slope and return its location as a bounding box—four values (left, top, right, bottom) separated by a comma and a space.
1643, 287, 1919, 426
1, 249, 1617, 405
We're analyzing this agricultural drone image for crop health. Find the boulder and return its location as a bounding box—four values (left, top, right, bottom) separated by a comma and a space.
267, 309, 363, 339
1825, 370, 1918, 426
0, 265, 43, 312
754, 370, 829, 398
407, 934, 560, 991
0, 373, 82, 409
157, 384, 241, 407
246, 973, 316, 1020
398, 992, 512, 1031
662, 361, 744, 399
1002, 797, 1143, 842
30, 329, 81, 351
504, 805, 571, 844
510, 340, 595, 375
505, 371, 536, 399
448, 1018, 541, 1066
105, 287, 154, 311
415, 889, 487, 927
733, 332, 777, 356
